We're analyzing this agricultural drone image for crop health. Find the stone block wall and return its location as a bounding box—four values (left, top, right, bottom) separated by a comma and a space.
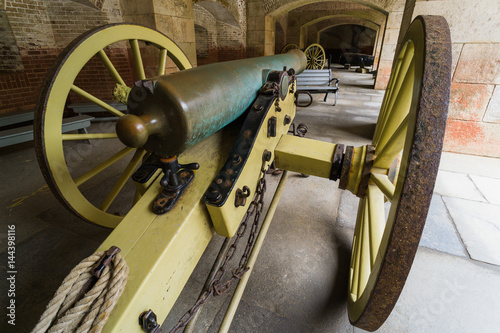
246, 0, 267, 57
410, 0, 500, 157
373, 9, 403, 89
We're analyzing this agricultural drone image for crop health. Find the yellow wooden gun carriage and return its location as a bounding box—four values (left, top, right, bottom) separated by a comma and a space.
33, 15, 451, 333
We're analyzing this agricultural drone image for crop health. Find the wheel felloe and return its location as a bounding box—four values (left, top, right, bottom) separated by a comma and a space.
347, 16, 452, 331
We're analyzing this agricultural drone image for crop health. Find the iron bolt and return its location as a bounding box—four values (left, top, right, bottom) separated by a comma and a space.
206, 188, 221, 203
139, 310, 160, 333
231, 154, 242, 165
263, 149, 272, 162
284, 115, 291, 125
235, 186, 251, 207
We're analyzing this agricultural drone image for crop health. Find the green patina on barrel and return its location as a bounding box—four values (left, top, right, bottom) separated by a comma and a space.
121, 50, 306, 157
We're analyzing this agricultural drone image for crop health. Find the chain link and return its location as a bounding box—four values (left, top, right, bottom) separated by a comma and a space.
169, 160, 268, 333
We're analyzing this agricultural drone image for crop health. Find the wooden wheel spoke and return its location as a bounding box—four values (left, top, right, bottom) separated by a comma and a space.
374, 62, 401, 141
370, 173, 395, 201
367, 185, 386, 266
74, 147, 135, 187
352, 201, 364, 296
374, 59, 414, 148
383, 45, 411, 109
97, 50, 126, 86
350, 200, 365, 295
129, 39, 146, 80
358, 202, 371, 295
157, 48, 167, 76
70, 85, 125, 117
351, 233, 360, 295
374, 115, 409, 169
62, 133, 117, 141
383, 58, 415, 124
99, 148, 147, 211
374, 43, 414, 144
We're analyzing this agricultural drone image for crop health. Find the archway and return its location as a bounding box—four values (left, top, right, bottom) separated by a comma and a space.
275, 21, 285, 54
320, 24, 377, 63
193, 1, 244, 64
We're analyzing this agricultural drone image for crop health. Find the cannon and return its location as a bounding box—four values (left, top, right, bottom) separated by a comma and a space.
33, 16, 451, 332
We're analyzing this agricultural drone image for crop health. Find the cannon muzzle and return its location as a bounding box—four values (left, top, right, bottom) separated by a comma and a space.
116, 50, 306, 157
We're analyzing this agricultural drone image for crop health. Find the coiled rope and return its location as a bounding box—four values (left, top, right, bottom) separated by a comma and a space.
32, 247, 128, 333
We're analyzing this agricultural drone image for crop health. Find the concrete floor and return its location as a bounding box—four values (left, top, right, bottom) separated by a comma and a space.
1, 66, 500, 333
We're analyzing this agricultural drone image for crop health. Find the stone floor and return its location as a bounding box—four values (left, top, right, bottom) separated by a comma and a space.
1, 66, 500, 333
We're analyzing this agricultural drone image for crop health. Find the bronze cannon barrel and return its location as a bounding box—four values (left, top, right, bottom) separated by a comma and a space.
116, 50, 306, 157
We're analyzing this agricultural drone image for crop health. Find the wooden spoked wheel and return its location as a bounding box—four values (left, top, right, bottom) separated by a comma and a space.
347, 16, 451, 331
280, 43, 299, 54
34, 24, 192, 228
304, 43, 326, 69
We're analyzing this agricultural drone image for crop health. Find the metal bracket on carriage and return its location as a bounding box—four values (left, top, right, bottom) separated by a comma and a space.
153, 156, 199, 214
132, 155, 199, 215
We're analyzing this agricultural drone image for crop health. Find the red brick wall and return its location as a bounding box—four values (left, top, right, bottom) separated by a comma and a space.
193, 3, 245, 66
0, 0, 123, 115
216, 22, 245, 62
1, 49, 58, 113
194, 6, 218, 66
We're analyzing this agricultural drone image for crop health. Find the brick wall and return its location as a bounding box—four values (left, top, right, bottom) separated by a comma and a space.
0, 0, 124, 115
217, 21, 244, 61
194, 4, 218, 65
194, 2, 244, 65
0, 10, 23, 72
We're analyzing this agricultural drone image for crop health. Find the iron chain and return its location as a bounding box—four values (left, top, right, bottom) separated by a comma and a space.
169, 160, 268, 333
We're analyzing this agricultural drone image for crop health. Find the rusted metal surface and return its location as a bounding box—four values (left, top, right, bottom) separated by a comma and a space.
169, 161, 268, 333
339, 145, 354, 189
139, 310, 160, 333
329, 144, 345, 181
355, 145, 375, 198
204, 88, 276, 207
122, 50, 307, 157
351, 15, 452, 331
234, 186, 251, 207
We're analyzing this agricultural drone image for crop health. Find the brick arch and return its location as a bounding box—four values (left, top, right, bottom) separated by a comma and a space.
318, 21, 380, 34
194, 1, 240, 27
318, 23, 378, 64
302, 13, 384, 30
193, 0, 245, 30
263, 0, 391, 17
275, 21, 285, 54
282, 2, 387, 48
312, 18, 382, 69
306, 16, 380, 45
299, 13, 384, 48
193, 1, 245, 64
